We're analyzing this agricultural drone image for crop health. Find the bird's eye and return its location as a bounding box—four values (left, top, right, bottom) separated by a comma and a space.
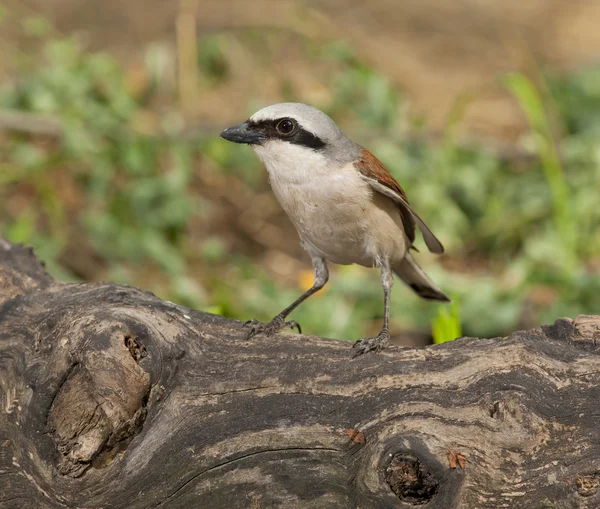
276, 118, 296, 135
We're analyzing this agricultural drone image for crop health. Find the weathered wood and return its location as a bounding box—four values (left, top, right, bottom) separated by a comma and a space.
1, 237, 599, 508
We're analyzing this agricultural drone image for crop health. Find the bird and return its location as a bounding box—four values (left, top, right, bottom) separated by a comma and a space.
220, 102, 449, 357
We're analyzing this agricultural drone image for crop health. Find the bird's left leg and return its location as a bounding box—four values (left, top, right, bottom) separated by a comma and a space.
352, 261, 392, 357
243, 256, 329, 340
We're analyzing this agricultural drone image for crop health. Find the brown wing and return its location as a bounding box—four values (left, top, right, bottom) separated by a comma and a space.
354, 148, 444, 254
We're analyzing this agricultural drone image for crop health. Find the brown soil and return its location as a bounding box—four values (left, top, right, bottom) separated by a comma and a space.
6, 0, 600, 138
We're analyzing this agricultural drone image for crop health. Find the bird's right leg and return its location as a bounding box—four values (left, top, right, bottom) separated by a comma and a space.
352, 260, 392, 357
243, 255, 329, 340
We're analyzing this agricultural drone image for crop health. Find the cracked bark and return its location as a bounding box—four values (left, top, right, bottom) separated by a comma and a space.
1, 238, 600, 509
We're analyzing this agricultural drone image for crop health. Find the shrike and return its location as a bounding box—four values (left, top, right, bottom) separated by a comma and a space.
220, 102, 449, 357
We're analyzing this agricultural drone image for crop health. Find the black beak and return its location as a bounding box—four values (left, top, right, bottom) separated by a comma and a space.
220, 122, 263, 145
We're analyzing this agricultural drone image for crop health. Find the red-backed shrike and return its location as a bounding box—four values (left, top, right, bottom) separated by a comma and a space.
221, 103, 449, 356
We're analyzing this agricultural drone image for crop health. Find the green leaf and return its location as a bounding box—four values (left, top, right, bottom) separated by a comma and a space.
432, 299, 462, 344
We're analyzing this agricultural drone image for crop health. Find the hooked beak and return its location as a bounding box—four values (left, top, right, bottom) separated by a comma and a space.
220, 122, 263, 145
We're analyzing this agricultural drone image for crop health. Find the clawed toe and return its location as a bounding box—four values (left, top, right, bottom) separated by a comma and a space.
284, 320, 302, 334
242, 319, 262, 340
242, 316, 302, 340
351, 329, 390, 358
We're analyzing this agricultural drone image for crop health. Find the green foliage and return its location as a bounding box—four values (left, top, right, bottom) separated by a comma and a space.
504, 73, 577, 268
432, 299, 462, 344
197, 35, 230, 83
1, 15, 599, 343
0, 24, 200, 304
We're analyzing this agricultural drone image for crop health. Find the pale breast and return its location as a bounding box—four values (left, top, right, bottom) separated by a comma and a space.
269, 163, 406, 265
252, 143, 407, 265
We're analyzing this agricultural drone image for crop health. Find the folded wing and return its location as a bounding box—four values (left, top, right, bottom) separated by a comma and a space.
354, 148, 444, 254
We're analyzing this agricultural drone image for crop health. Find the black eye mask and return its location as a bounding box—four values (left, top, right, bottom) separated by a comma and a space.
247, 118, 326, 150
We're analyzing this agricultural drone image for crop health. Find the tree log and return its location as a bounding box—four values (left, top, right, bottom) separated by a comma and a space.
1, 237, 599, 508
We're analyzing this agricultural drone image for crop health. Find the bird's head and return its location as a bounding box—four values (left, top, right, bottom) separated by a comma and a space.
220, 103, 360, 170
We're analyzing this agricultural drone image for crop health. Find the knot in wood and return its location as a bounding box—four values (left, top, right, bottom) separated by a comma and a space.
577, 473, 600, 497
542, 317, 578, 342
385, 453, 439, 505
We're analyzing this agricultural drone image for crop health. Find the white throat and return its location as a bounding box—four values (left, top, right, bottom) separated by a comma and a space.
253, 140, 331, 185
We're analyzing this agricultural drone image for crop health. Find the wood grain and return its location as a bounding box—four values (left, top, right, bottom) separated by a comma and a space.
1, 238, 599, 508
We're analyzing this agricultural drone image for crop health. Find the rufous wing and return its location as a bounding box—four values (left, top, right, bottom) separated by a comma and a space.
354, 148, 444, 254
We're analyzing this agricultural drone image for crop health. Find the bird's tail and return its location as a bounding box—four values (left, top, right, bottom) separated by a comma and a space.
393, 253, 450, 302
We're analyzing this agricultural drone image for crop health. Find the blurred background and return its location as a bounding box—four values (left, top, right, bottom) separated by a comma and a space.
1, 0, 599, 345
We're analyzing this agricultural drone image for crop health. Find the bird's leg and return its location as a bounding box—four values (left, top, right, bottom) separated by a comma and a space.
243, 256, 329, 340
352, 261, 392, 357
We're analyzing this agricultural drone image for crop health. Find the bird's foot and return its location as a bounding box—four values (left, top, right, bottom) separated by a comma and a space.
242, 314, 302, 340
352, 328, 390, 358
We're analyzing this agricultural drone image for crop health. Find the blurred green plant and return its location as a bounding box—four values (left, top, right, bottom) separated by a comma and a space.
432, 299, 462, 344
504, 73, 577, 269
0, 19, 201, 304
0, 10, 598, 343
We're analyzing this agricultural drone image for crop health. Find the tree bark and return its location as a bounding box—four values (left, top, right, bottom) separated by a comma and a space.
1, 237, 599, 509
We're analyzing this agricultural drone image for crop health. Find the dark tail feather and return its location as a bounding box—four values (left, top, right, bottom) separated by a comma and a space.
393, 253, 450, 302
